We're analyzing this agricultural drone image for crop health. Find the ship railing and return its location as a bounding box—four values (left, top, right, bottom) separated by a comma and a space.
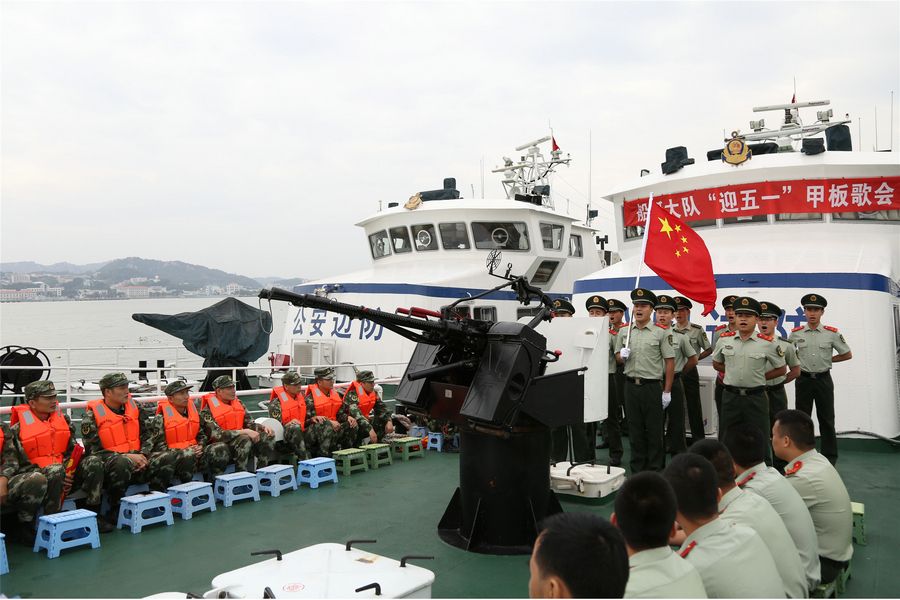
0, 360, 409, 419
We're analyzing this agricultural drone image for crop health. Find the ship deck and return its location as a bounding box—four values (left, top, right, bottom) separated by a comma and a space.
0, 434, 897, 598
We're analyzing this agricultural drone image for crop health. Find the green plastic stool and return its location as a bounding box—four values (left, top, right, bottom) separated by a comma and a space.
391, 436, 426, 461
332, 448, 369, 476
360, 443, 392, 469
837, 562, 851, 595
851, 501, 866, 545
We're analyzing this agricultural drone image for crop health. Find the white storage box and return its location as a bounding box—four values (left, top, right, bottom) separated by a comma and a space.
550, 462, 626, 498
207, 543, 435, 598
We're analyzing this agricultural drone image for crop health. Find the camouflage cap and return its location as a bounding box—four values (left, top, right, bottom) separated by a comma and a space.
24, 380, 58, 400
164, 380, 193, 396
282, 371, 303, 386
212, 375, 236, 389
99, 372, 130, 390
356, 370, 375, 383
314, 366, 335, 380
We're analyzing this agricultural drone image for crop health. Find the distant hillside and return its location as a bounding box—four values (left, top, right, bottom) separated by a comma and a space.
0, 260, 108, 274
255, 276, 309, 287
97, 257, 261, 288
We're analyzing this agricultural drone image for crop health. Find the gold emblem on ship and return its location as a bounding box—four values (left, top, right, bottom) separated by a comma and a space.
722, 131, 751, 166
404, 192, 423, 210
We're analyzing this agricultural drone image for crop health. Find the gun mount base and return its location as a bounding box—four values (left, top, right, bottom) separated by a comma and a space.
437, 428, 562, 555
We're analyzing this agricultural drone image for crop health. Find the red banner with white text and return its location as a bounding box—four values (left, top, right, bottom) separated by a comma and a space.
623, 177, 900, 226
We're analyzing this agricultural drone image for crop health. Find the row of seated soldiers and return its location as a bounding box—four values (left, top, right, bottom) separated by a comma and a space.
0, 366, 396, 544
529, 410, 855, 598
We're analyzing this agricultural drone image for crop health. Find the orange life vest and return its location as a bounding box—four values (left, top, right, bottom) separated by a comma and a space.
156, 399, 200, 449
16, 407, 71, 468
201, 393, 246, 431
307, 384, 342, 420
345, 381, 377, 418
269, 387, 306, 429
87, 397, 141, 453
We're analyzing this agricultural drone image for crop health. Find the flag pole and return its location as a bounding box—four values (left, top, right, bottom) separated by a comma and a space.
625, 193, 654, 350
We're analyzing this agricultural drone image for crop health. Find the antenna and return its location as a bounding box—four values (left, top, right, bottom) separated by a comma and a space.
587, 129, 592, 225
891, 91, 895, 152
858, 117, 862, 152
480, 156, 485, 199
470, 183, 475, 198
875, 104, 878, 151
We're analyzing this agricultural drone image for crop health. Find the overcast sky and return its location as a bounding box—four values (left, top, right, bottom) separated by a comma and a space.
2, 1, 898, 280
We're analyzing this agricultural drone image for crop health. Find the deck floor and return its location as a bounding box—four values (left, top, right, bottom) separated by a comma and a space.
0, 437, 897, 598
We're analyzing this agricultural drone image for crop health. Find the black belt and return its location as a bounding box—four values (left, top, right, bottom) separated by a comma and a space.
800, 370, 831, 379
765, 383, 785, 393
723, 384, 766, 396
626, 377, 661, 386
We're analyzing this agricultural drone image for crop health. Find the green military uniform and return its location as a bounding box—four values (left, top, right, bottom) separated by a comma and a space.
619, 289, 676, 473
711, 295, 738, 430
785, 449, 853, 585
157, 380, 230, 481
737, 463, 822, 590
81, 373, 183, 509
757, 301, 799, 472
608, 299, 630, 437
711, 298, 786, 459
673, 296, 710, 444
718, 486, 808, 598
198, 375, 275, 473
656, 295, 696, 457
337, 370, 391, 446
624, 546, 707, 598
678, 518, 784, 598
303, 367, 354, 457
788, 294, 851, 465
2, 420, 51, 531
585, 295, 623, 465
549, 298, 594, 463
268, 371, 309, 464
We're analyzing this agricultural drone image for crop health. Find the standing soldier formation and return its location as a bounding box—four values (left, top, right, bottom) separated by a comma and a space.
788, 294, 852, 465
672, 296, 710, 446
585, 295, 623, 467
653, 295, 698, 457
710, 294, 738, 430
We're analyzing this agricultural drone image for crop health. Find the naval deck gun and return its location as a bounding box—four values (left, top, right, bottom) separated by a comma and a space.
259, 251, 586, 554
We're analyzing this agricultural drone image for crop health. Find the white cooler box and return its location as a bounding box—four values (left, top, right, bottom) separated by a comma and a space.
206, 542, 435, 598
550, 462, 626, 498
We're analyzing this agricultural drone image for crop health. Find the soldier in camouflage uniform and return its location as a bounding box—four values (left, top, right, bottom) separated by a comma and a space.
2, 420, 47, 543
81, 372, 181, 524
267, 371, 309, 464
337, 370, 393, 446
198, 375, 275, 472
156, 380, 230, 481
303, 367, 353, 457
3, 381, 108, 537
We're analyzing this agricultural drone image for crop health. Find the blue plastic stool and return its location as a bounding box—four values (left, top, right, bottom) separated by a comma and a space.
427, 432, 444, 452
33, 509, 101, 559
256, 465, 297, 497
1, 532, 8, 574
214, 472, 260, 507
117, 491, 175, 533
297, 457, 339, 489
409, 425, 428, 438
168, 482, 216, 520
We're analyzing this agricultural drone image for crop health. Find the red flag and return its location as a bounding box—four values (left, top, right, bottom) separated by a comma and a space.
643, 206, 717, 315
551, 136, 559, 152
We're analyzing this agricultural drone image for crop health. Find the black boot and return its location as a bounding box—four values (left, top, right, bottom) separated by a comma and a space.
87, 505, 116, 533
14, 519, 37, 547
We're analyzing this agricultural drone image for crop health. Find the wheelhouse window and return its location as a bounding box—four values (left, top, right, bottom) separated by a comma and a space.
568, 234, 583, 257
439, 222, 471, 250
473, 306, 497, 321
369, 230, 391, 259
531, 260, 559, 286
472, 221, 530, 251
389, 226, 412, 253
540, 222, 565, 250
723, 214, 768, 225
832, 209, 900, 222
412, 224, 439, 251
776, 212, 824, 222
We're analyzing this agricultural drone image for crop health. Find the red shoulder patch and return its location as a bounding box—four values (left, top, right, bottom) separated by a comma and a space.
618, 322, 629, 329
736, 471, 757, 488
824, 325, 838, 332
679, 540, 697, 559
791, 325, 805, 332
608, 328, 618, 335
756, 333, 774, 341
715, 324, 727, 331
785, 461, 803, 476
720, 331, 736, 338
655, 323, 669, 330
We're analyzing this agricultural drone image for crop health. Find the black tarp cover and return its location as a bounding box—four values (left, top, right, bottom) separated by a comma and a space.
132, 297, 272, 391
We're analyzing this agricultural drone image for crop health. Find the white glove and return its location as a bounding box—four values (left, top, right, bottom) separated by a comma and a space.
620, 347, 631, 360
662, 392, 672, 409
